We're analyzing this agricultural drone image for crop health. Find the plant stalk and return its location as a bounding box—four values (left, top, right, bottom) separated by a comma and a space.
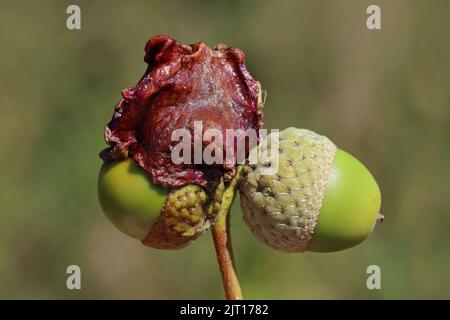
212, 208, 242, 300
211, 167, 243, 300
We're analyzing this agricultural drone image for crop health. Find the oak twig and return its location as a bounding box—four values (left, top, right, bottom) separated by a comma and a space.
211, 167, 243, 300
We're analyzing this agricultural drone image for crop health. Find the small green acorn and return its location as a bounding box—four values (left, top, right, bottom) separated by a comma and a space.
98, 159, 217, 249
239, 127, 382, 252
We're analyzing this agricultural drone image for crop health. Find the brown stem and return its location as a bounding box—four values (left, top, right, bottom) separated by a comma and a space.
212, 209, 242, 300
211, 167, 243, 300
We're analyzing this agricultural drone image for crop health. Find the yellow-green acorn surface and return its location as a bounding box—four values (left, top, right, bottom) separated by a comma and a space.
98, 159, 214, 249
239, 127, 382, 252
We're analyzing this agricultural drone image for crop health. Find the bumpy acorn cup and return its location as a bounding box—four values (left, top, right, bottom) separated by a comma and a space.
239, 127, 382, 252
98, 159, 225, 249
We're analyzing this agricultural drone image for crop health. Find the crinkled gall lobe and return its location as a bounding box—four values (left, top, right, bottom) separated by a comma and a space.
100, 35, 263, 188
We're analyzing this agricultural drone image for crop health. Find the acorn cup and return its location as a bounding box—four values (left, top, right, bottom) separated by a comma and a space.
239, 127, 382, 253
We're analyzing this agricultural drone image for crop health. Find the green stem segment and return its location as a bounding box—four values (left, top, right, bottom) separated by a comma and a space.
211, 166, 243, 300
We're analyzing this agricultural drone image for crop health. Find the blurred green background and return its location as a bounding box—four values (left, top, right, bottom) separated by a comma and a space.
1, 0, 449, 299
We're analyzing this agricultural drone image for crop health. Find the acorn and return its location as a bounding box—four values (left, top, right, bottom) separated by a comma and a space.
239, 127, 382, 252
98, 159, 223, 249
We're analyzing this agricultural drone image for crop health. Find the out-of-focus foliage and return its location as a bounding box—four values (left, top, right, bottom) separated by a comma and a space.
0, 0, 449, 299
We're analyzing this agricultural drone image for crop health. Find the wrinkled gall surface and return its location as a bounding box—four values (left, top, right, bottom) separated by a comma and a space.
100, 35, 263, 188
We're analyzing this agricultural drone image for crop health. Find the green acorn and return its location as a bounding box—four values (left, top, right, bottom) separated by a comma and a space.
239, 127, 382, 252
98, 159, 221, 249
